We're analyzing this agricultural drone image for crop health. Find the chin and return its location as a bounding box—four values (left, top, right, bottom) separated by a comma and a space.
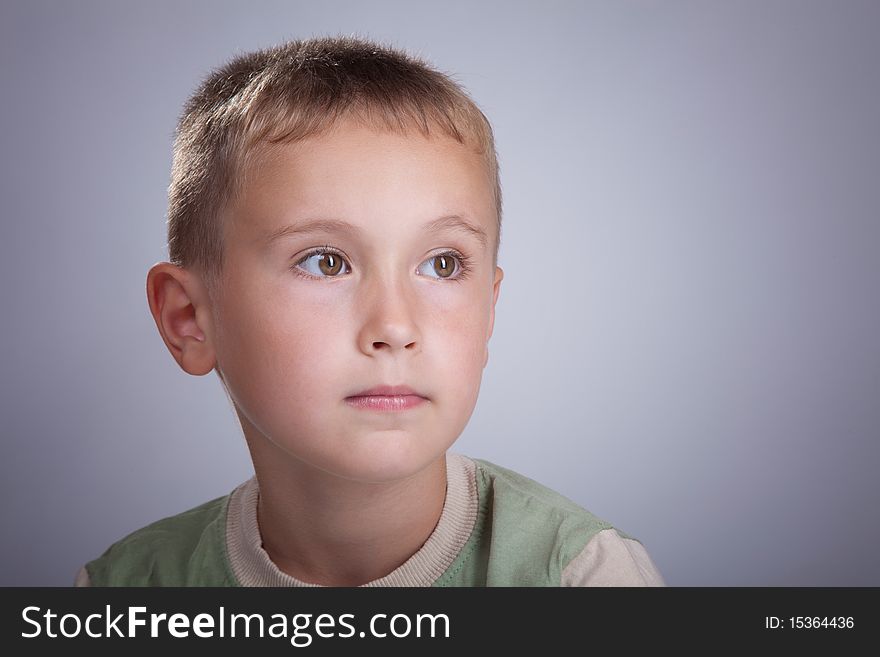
315, 435, 447, 485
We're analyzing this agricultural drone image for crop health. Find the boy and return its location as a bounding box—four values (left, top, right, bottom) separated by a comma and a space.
77, 35, 664, 587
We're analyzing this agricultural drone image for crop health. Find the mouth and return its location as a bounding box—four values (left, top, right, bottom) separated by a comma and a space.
345, 384, 428, 412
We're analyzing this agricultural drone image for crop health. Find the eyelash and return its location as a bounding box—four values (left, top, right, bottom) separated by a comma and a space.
291, 245, 473, 283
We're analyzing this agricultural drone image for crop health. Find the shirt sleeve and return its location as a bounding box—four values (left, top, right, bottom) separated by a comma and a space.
74, 565, 92, 587
561, 528, 666, 586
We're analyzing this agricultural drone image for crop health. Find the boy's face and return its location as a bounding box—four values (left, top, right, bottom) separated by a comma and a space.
209, 119, 502, 484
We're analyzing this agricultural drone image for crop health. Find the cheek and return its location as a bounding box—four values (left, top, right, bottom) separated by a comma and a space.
216, 285, 340, 412
433, 294, 490, 386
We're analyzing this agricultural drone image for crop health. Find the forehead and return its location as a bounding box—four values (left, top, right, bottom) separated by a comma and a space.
226, 121, 495, 246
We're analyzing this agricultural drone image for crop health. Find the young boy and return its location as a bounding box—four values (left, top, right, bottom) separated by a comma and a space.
77, 35, 664, 587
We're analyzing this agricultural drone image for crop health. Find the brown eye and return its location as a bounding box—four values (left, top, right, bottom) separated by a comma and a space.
432, 255, 456, 278
318, 253, 343, 277
296, 250, 349, 278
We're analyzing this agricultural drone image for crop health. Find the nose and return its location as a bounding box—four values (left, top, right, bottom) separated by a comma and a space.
357, 275, 421, 356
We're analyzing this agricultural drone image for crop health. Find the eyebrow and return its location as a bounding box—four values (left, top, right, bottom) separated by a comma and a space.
263, 214, 488, 250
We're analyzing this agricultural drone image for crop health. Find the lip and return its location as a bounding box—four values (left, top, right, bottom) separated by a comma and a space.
345, 384, 428, 412
349, 384, 424, 397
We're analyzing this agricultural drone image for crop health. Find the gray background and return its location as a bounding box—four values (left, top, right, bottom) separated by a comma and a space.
1, 0, 878, 586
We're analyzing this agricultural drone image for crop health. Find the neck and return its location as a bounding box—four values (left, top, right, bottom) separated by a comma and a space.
244, 435, 448, 587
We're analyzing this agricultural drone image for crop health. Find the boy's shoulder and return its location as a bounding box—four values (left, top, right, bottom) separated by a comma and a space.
469, 455, 620, 535
438, 455, 664, 586
472, 457, 619, 521
83, 493, 237, 586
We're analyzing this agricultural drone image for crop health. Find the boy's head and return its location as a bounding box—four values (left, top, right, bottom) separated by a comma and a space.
147, 36, 504, 484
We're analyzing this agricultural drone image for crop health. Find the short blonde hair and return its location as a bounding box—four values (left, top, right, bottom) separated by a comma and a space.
166, 35, 502, 291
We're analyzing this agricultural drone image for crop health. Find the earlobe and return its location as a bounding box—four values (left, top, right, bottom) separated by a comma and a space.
487, 265, 503, 340
484, 266, 504, 368
146, 262, 217, 376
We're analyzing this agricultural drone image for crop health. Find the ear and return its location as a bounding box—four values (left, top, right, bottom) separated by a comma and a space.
146, 262, 217, 376
484, 265, 504, 368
